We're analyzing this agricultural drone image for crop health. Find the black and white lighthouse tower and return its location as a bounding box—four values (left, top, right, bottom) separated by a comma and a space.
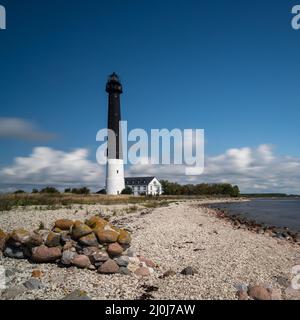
105, 73, 125, 195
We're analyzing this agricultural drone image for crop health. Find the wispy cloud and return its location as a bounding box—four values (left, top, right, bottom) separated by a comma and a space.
0, 147, 104, 185
0, 118, 55, 141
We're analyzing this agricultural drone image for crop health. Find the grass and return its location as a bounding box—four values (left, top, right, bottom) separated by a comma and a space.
0, 193, 216, 212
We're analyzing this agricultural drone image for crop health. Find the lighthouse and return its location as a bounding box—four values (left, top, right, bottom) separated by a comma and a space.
105, 73, 125, 195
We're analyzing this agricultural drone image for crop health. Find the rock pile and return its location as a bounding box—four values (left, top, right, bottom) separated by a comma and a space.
0, 215, 155, 277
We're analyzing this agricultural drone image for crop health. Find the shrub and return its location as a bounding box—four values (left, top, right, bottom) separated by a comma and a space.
121, 187, 133, 195
32, 189, 39, 194
14, 190, 26, 194
40, 187, 60, 194
71, 187, 90, 195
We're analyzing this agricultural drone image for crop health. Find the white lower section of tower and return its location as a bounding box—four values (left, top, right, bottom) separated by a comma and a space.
106, 159, 125, 195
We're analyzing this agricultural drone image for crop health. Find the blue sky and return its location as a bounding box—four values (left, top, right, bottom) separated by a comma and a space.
0, 0, 300, 193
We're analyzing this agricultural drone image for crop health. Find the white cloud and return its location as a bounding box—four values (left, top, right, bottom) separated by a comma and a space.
0, 118, 55, 141
0, 147, 104, 185
127, 144, 300, 194
1, 144, 300, 194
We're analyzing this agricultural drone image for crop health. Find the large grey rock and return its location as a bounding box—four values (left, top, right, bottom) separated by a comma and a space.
114, 256, 129, 267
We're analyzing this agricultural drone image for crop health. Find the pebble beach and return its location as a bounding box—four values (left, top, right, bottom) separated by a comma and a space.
0, 199, 300, 300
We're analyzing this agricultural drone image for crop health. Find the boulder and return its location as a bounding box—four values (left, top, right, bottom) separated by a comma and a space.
107, 242, 124, 257
96, 229, 119, 243
71, 255, 91, 269
134, 267, 150, 277
10, 229, 31, 244
86, 216, 108, 229
54, 219, 74, 230
114, 256, 129, 267
98, 259, 119, 274
45, 232, 61, 247
78, 233, 98, 247
71, 221, 92, 239
61, 250, 77, 265
248, 285, 271, 300
31, 245, 62, 263
0, 229, 8, 251
89, 251, 109, 265
117, 230, 131, 245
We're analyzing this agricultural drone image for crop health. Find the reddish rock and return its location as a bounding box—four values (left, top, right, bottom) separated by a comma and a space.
71, 221, 92, 239
98, 259, 119, 274
32, 270, 43, 278
71, 255, 91, 269
134, 267, 150, 277
138, 256, 156, 268
96, 230, 119, 243
31, 245, 62, 263
54, 219, 74, 230
248, 285, 271, 300
107, 242, 124, 257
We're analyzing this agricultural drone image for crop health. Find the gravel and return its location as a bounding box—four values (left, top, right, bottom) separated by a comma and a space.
0, 200, 299, 300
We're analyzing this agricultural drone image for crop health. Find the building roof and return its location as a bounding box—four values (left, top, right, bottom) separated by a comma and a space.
125, 176, 158, 185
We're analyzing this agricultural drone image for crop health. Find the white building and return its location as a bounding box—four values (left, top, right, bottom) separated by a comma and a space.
125, 177, 162, 196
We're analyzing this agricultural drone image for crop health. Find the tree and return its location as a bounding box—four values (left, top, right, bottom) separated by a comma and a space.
64, 188, 71, 193
71, 187, 90, 195
14, 190, 25, 194
32, 188, 39, 194
40, 187, 60, 194
121, 187, 133, 195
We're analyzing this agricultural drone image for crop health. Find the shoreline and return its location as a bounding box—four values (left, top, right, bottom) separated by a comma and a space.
203, 201, 300, 246
0, 199, 300, 300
